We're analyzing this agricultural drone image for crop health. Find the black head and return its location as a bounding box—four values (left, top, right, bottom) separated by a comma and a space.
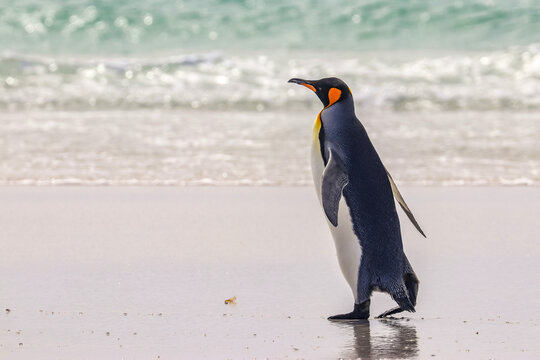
288, 77, 351, 108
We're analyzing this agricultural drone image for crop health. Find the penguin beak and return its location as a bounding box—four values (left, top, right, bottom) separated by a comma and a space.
288, 78, 317, 92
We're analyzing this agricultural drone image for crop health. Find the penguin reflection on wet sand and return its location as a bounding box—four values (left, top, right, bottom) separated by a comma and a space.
288, 77, 426, 319
336, 320, 418, 359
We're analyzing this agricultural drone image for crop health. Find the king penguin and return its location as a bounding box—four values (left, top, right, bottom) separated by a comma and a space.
288, 77, 426, 320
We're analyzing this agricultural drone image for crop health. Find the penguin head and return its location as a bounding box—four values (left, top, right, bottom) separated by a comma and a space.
288, 77, 351, 108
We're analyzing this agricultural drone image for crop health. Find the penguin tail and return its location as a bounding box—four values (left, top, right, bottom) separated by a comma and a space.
403, 255, 420, 307
377, 266, 419, 318
392, 294, 416, 313
386, 283, 416, 313
376, 288, 415, 318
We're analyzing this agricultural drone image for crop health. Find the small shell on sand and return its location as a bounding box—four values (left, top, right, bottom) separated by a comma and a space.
224, 296, 237, 305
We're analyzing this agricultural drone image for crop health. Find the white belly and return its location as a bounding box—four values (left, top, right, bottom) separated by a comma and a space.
311, 140, 362, 301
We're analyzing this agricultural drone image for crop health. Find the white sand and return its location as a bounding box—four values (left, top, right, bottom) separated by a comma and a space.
1, 187, 539, 359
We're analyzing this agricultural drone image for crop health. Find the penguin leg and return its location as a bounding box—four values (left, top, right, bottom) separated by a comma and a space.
328, 299, 370, 321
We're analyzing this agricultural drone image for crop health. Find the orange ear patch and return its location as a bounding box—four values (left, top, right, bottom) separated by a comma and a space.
328, 88, 342, 106
302, 83, 316, 92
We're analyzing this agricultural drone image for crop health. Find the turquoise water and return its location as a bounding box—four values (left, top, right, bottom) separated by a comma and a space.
2, 0, 540, 54
0, 1, 539, 185
2, 0, 540, 112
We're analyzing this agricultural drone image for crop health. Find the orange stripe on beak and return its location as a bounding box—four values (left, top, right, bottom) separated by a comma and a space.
301, 83, 316, 92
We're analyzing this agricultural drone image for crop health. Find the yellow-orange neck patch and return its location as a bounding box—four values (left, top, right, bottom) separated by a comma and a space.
327, 88, 341, 107
313, 111, 322, 140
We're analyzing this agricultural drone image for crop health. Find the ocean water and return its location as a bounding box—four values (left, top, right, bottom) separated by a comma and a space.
0, 0, 539, 185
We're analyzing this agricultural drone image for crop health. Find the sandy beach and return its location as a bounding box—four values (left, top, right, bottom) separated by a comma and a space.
3, 1, 540, 359
1, 186, 539, 359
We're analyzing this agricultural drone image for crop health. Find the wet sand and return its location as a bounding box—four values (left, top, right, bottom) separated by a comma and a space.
1, 187, 539, 359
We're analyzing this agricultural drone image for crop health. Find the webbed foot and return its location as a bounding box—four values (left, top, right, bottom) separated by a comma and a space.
328, 299, 370, 321
376, 306, 406, 319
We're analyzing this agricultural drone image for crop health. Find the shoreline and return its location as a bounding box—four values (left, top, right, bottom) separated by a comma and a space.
2, 109, 539, 187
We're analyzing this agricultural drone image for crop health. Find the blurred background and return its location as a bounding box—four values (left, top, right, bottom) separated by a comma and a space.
1, 0, 539, 186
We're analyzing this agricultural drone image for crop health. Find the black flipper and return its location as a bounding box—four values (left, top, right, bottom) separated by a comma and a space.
384, 167, 426, 238
321, 149, 349, 227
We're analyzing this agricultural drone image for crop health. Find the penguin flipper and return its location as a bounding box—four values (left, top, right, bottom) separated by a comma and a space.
385, 168, 426, 238
321, 149, 349, 227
